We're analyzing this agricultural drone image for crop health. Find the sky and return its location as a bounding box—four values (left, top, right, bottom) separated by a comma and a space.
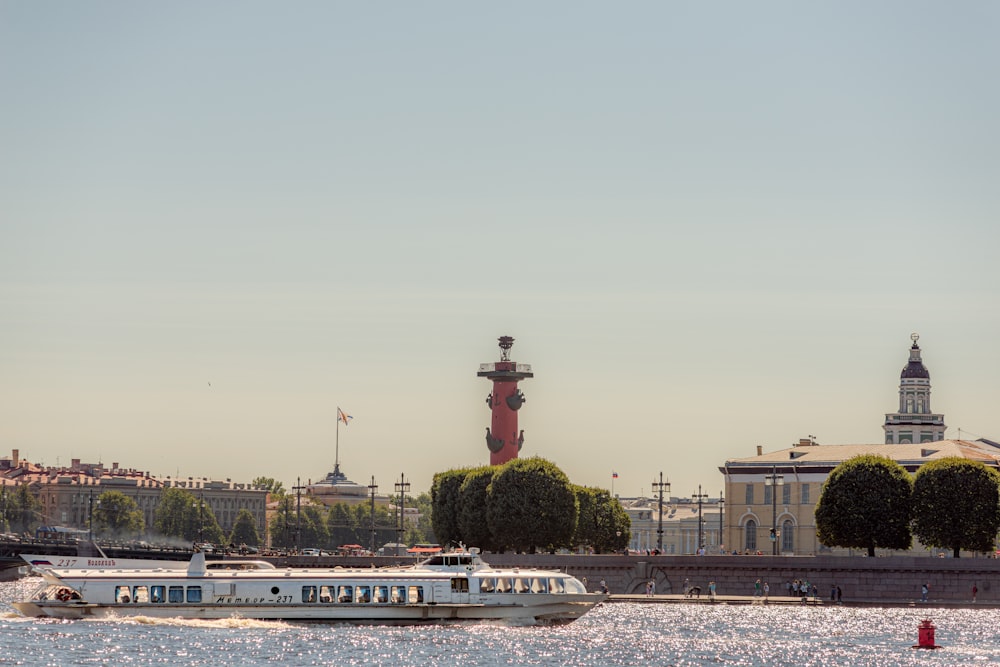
2, 2, 998, 500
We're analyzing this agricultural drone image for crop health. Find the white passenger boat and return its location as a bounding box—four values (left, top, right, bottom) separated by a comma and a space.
13, 548, 604, 624
20, 553, 274, 572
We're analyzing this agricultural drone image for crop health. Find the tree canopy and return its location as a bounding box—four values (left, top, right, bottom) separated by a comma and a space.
572, 485, 630, 553
2, 484, 42, 535
912, 457, 1000, 558
251, 477, 285, 497
457, 466, 497, 551
92, 490, 145, 539
229, 508, 261, 547
815, 455, 913, 556
431, 468, 474, 547
486, 457, 578, 553
152, 487, 224, 544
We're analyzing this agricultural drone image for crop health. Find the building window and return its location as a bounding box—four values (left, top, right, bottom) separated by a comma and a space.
782, 484, 791, 505
744, 520, 757, 552
764, 485, 771, 505
745, 484, 754, 505
782, 520, 794, 553
801, 484, 810, 504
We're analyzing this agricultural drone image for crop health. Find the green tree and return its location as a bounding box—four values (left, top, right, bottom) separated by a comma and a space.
431, 468, 473, 547
815, 455, 913, 557
573, 486, 631, 553
92, 491, 145, 539
7, 484, 42, 535
229, 508, 261, 547
326, 502, 357, 548
252, 477, 285, 497
409, 492, 434, 545
299, 503, 331, 549
269, 496, 297, 549
351, 503, 395, 552
912, 457, 1000, 558
153, 488, 224, 544
487, 457, 578, 553
457, 466, 497, 550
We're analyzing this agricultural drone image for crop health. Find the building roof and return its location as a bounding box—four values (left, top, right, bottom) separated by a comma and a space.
722, 439, 1000, 473
901, 341, 930, 379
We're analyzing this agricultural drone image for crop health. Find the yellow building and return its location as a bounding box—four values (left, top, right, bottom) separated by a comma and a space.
720, 438, 1000, 556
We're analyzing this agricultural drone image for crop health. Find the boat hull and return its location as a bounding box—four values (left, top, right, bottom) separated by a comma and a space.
12, 597, 601, 624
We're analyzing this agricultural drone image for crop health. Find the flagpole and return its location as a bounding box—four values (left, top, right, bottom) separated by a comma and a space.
335, 407, 340, 475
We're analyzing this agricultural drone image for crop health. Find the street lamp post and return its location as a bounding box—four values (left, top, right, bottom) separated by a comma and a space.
651, 473, 670, 553
692, 486, 708, 554
292, 478, 306, 551
368, 477, 378, 555
718, 491, 725, 554
764, 467, 785, 555
394, 474, 410, 557
88, 489, 95, 542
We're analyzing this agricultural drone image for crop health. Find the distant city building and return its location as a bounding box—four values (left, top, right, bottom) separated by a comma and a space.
0, 449, 267, 539
305, 464, 393, 508
721, 438, 1000, 556
619, 496, 722, 555
884, 333, 946, 444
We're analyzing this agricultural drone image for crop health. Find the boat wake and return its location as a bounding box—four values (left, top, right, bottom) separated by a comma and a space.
126, 615, 294, 630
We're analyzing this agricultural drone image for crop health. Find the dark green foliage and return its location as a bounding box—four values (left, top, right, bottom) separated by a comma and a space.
912, 457, 1000, 558
815, 455, 913, 557
457, 466, 497, 551
4, 484, 42, 534
92, 490, 145, 538
486, 457, 578, 553
573, 485, 631, 553
153, 487, 224, 544
229, 508, 261, 547
251, 477, 285, 496
325, 502, 356, 548
431, 468, 474, 547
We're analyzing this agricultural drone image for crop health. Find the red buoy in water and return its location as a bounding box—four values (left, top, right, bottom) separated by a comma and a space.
913, 619, 940, 649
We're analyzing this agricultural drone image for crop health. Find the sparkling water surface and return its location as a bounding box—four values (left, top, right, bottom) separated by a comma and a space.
2, 577, 997, 666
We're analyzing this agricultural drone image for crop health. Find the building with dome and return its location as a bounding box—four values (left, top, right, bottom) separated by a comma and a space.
883, 333, 946, 444
718, 334, 995, 556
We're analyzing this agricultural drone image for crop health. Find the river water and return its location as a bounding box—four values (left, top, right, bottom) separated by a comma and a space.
1, 577, 997, 666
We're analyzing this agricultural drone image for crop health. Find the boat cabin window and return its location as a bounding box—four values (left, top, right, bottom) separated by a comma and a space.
451, 578, 469, 593
150, 586, 165, 603
355, 586, 371, 603
390, 586, 406, 603
531, 578, 547, 594
548, 578, 565, 594
168, 586, 184, 603
407, 586, 424, 603
495, 578, 512, 594
302, 586, 317, 603
187, 587, 202, 603
319, 585, 334, 603
373, 585, 388, 603
115, 586, 132, 603
423, 555, 473, 567
337, 585, 353, 603
514, 578, 530, 594
133, 586, 150, 603
479, 578, 495, 593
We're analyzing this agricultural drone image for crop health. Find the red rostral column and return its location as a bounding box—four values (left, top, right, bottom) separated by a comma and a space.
478, 336, 533, 465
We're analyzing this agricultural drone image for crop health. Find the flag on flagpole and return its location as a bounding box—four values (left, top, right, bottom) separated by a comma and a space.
612, 472, 618, 479
337, 407, 353, 425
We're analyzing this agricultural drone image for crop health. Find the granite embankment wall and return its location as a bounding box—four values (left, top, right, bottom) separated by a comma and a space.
467, 554, 1000, 603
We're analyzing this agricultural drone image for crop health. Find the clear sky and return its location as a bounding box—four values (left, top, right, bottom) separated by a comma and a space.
2, 2, 998, 500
